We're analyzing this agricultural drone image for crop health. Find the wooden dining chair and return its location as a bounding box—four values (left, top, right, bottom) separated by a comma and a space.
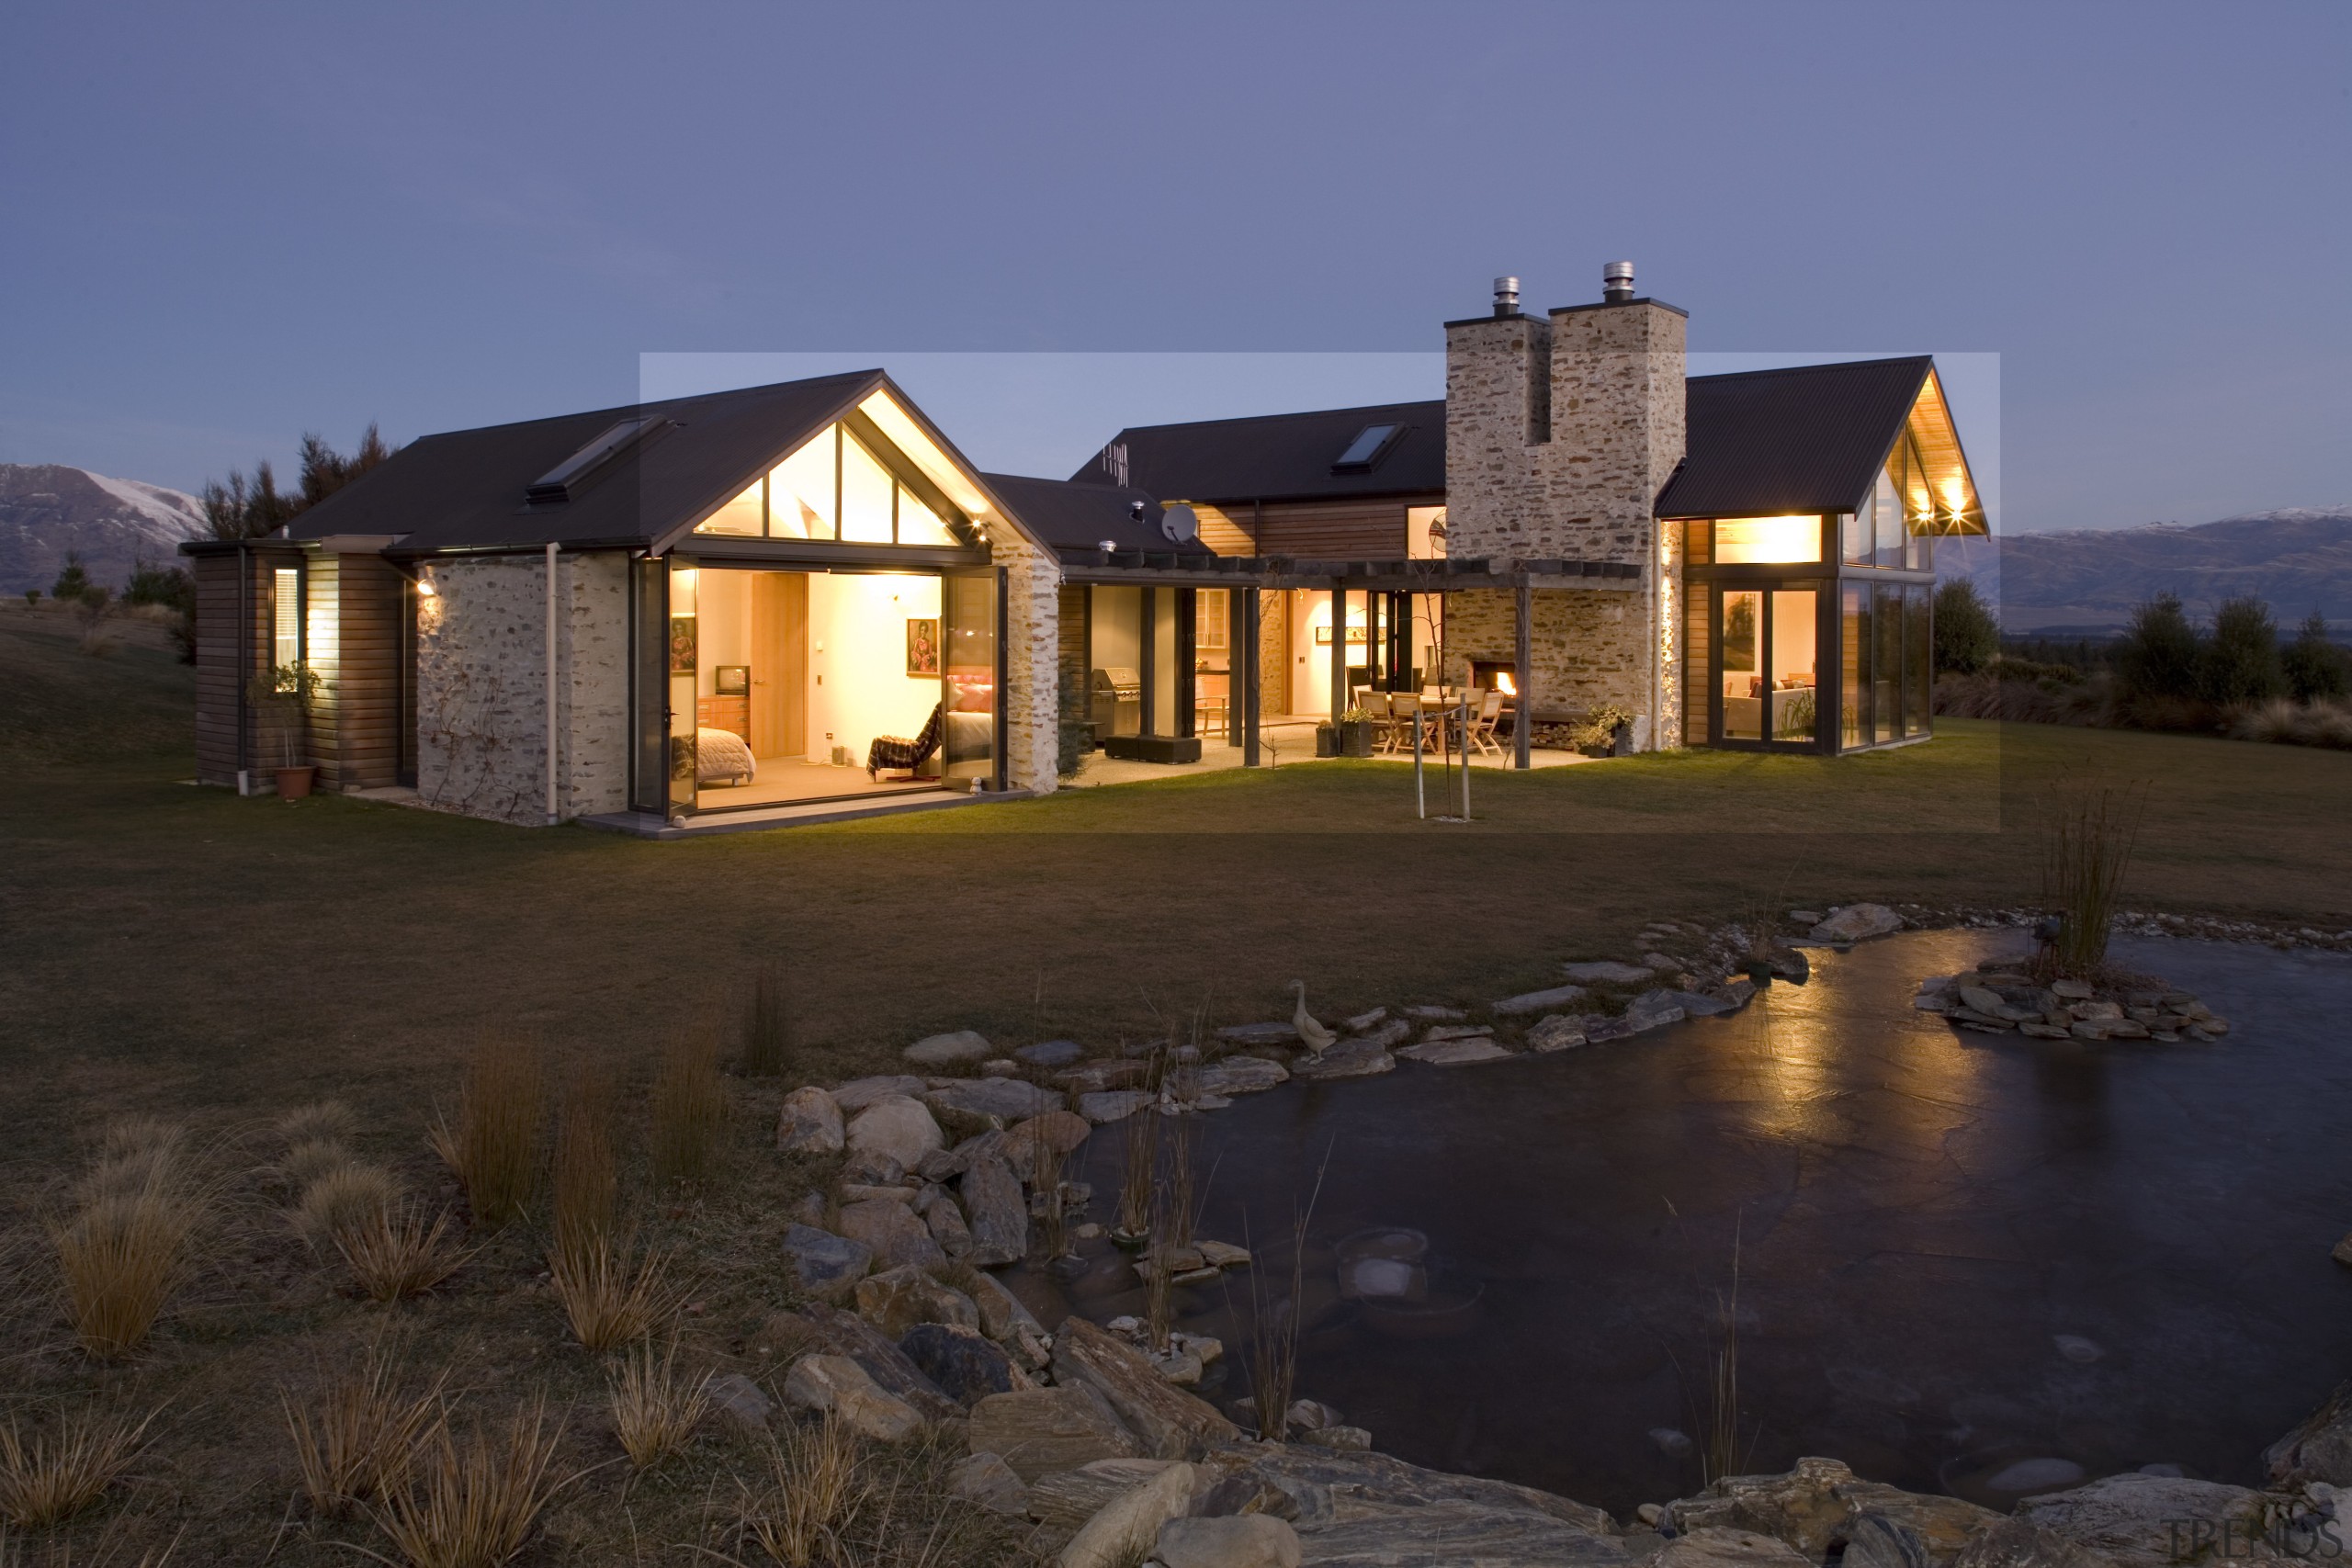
1465, 689, 1507, 757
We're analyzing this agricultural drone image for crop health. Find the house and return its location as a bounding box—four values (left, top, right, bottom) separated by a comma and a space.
184, 263, 1985, 829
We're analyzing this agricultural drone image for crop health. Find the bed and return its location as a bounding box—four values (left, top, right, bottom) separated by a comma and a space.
693, 726, 756, 786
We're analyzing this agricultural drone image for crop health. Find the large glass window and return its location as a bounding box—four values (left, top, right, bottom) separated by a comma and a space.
1770, 590, 1818, 741
1873, 584, 1903, 743
695, 418, 974, 547
1905, 582, 1932, 737
1714, 516, 1822, 564
1720, 590, 1762, 740
701, 478, 763, 536
770, 433, 836, 539
898, 489, 956, 547
840, 431, 895, 544
942, 570, 997, 782
1841, 584, 1868, 748
271, 567, 301, 679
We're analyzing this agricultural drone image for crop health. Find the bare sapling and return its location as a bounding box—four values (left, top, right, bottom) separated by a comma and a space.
2039, 778, 2149, 979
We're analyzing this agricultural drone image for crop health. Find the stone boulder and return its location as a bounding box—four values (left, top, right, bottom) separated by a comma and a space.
921, 1191, 972, 1258
960, 1152, 1030, 1266
1493, 984, 1590, 1016
1003, 1110, 1092, 1168
1526, 1015, 1589, 1052
853, 1263, 978, 1339
1077, 1089, 1156, 1122
1224, 1444, 1622, 1565
1833, 1483, 2002, 1568
837, 1198, 947, 1271
903, 1029, 994, 1067
1665, 1457, 1866, 1558
1946, 1517, 2098, 1568
2267, 1381, 2352, 1486
967, 1385, 1141, 1482
1027, 1458, 1182, 1538
924, 1077, 1066, 1122
899, 1322, 1019, 1405
780, 1353, 924, 1442
1049, 1315, 1238, 1459
775, 1086, 844, 1156
1637, 987, 1736, 1018
1291, 1038, 1397, 1079
968, 1269, 1043, 1340
1396, 1038, 1514, 1066
2014, 1472, 2270, 1563
1015, 1039, 1087, 1069
768, 1304, 962, 1421
1651, 1529, 1815, 1568
1810, 904, 1904, 943
1156, 1515, 1302, 1568
833, 1074, 928, 1112
948, 1450, 1030, 1517
1198, 1056, 1289, 1096
1058, 1461, 1194, 1568
1216, 1021, 1299, 1047
782, 1223, 873, 1303
1562, 960, 1657, 985
845, 1096, 944, 1169
706, 1371, 775, 1434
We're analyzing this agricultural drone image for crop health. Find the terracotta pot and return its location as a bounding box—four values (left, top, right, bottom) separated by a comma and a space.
274, 765, 316, 800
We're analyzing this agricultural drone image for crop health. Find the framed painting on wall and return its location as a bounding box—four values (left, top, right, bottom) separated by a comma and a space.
669, 615, 697, 674
905, 617, 940, 676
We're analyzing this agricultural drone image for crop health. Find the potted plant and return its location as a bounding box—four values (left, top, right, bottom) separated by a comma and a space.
1571, 703, 1635, 759
1315, 721, 1338, 757
248, 660, 328, 798
1337, 704, 1376, 758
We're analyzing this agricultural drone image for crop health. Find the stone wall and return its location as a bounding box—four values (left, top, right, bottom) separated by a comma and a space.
994, 529, 1061, 797
413, 551, 629, 826
1442, 589, 1653, 739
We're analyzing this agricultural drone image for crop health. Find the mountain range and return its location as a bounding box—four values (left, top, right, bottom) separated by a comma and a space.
1941, 508, 2352, 634
0, 464, 208, 597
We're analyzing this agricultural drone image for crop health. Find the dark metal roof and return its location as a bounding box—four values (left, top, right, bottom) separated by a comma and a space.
1069, 398, 1446, 504
1656, 356, 1933, 520
977, 472, 1210, 557
284, 370, 975, 554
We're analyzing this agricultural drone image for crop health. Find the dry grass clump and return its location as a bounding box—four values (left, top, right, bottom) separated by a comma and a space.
2230, 696, 2352, 749
737, 1416, 860, 1568
606, 1338, 710, 1470
292, 1161, 404, 1252
281, 1340, 447, 1517
334, 1204, 470, 1303
550, 1068, 618, 1269
2038, 779, 2147, 978
649, 1030, 726, 1190
735, 1422, 1015, 1568
273, 1100, 356, 1147
369, 1399, 575, 1568
54, 1125, 204, 1360
741, 961, 797, 1078
427, 1032, 543, 1230
0, 1402, 156, 1528
548, 1235, 681, 1353
281, 1136, 356, 1190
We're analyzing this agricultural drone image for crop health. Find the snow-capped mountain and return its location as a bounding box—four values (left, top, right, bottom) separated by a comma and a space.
0, 464, 208, 595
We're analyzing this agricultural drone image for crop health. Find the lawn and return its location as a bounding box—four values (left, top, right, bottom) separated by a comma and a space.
1, 607, 2346, 1562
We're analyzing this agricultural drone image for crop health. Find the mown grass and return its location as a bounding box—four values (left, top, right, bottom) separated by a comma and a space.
1, 606, 2347, 1560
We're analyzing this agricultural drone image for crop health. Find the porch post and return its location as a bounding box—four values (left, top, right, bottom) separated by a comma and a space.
1175, 587, 1197, 739
1240, 586, 1261, 766
1513, 578, 1532, 771
1329, 580, 1347, 721
1138, 584, 1158, 737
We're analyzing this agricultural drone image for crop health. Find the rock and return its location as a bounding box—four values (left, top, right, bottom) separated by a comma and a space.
1199, 1056, 1290, 1096
1343, 1008, 1389, 1032
2267, 1382, 2352, 1485
967, 1269, 1043, 1341
1788, 910, 1823, 925
923, 1129, 1008, 1179
1526, 1015, 1589, 1052
782, 1224, 873, 1303
1810, 904, 1904, 943
978, 1058, 1021, 1077
1050, 1314, 1239, 1459
1058, 1461, 1194, 1568
1651, 1528, 1816, 1568
1561, 960, 1657, 985
1077, 1089, 1157, 1123
925, 1078, 1065, 1121
1216, 1021, 1298, 1046
1199, 1240, 1250, 1269
1947, 1517, 2097, 1568
846, 1096, 944, 1169
899, 1322, 1018, 1404
903, 1029, 994, 1067
706, 1371, 775, 1433
1585, 1002, 1684, 1043
2014, 1473, 2269, 1563
1291, 1038, 1396, 1080
922, 1193, 972, 1258
1027, 1459, 1179, 1538
787, 1191, 828, 1227
1984, 1460, 2083, 1495
1651, 1427, 1695, 1457
2018, 1023, 2074, 1040
839, 1179, 918, 1203
1286, 1398, 1342, 1431
1419, 1024, 1494, 1043
2332, 1234, 2352, 1268
1664, 1456, 1862, 1557
781, 1353, 924, 1442
1769, 948, 1810, 983
967, 1386, 1141, 1482
832, 1074, 927, 1112
1396, 1038, 1514, 1066
1156, 1515, 1302, 1568
2052, 1335, 2103, 1364
775, 1086, 844, 1156
2049, 979, 2095, 1000
854, 1263, 978, 1339
1493, 984, 1590, 1016
1836, 1485, 2002, 1565
1220, 1445, 1616, 1563
1016, 1039, 1087, 1069
758, 1305, 962, 1421
1637, 1505, 1666, 1527
948, 1450, 1030, 1517
837, 1199, 947, 1272
842, 1149, 907, 1186
1057, 1059, 1149, 1095
1637, 987, 1735, 1018
1297, 1424, 1372, 1450
961, 1153, 1029, 1266
1403, 1004, 1466, 1021
1004, 1110, 1093, 1167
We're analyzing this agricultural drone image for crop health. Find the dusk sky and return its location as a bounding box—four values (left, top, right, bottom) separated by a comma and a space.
4, 1, 2344, 534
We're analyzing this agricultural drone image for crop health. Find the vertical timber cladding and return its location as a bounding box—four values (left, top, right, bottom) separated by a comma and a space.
302, 551, 342, 784
1056, 583, 1087, 773
327, 552, 404, 790
190, 548, 271, 785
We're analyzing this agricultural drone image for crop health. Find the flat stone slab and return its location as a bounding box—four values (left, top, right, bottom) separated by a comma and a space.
832, 1074, 926, 1112
902, 1029, 994, 1067
1420, 1024, 1494, 1043
1077, 1089, 1157, 1122
1397, 1038, 1516, 1066
1014, 1039, 1086, 1068
1561, 961, 1658, 986
1809, 903, 1904, 943
1293, 1039, 1396, 1080
1526, 1015, 1589, 1052
1199, 1055, 1289, 1096
1216, 1021, 1299, 1046
782, 1223, 872, 1303
1636, 987, 1736, 1018
922, 1078, 1064, 1121
1344, 1008, 1389, 1032
1493, 984, 1590, 1016
1584, 1004, 1685, 1043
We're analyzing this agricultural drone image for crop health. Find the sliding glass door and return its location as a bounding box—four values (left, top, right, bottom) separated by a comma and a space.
1715, 583, 1822, 749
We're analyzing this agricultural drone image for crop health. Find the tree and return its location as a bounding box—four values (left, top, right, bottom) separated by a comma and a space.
2282, 611, 2348, 703
297, 423, 390, 509
125, 554, 194, 614
201, 425, 392, 540
2198, 596, 2284, 706
51, 551, 93, 603
1932, 579, 1998, 675
2112, 592, 2201, 701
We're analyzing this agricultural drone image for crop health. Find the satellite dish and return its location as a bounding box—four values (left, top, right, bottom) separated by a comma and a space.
1159, 502, 1198, 544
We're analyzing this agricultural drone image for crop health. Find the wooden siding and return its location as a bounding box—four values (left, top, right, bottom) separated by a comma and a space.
1250, 494, 1427, 559
303, 553, 342, 784
191, 551, 265, 785
331, 554, 403, 789
1192, 503, 1255, 557
1684, 572, 1712, 747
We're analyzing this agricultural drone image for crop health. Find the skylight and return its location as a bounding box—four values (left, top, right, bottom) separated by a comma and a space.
526, 417, 663, 503
1331, 423, 1402, 472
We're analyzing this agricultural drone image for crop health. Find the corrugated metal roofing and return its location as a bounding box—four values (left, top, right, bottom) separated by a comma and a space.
1069, 399, 1446, 504
977, 472, 1209, 557
1655, 356, 1932, 520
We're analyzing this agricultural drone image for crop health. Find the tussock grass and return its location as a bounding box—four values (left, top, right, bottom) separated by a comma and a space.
741, 961, 797, 1078
0, 1402, 156, 1528
550, 1067, 618, 1270
281, 1136, 355, 1190
292, 1160, 403, 1252
334, 1204, 469, 1303
281, 1339, 447, 1517
2039, 779, 2148, 978
55, 1128, 203, 1360
427, 1032, 543, 1230
738, 1416, 859, 1568
548, 1235, 681, 1353
369, 1399, 575, 1568
605, 1338, 709, 1470
273, 1100, 356, 1147
649, 1031, 725, 1190
78, 1120, 186, 1206
735, 1424, 1013, 1568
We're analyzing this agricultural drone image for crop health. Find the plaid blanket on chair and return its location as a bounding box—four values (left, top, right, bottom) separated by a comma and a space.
866, 704, 944, 777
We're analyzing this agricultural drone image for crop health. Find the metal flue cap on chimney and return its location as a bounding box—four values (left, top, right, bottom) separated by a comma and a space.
1492, 275, 1521, 317
1602, 261, 1635, 303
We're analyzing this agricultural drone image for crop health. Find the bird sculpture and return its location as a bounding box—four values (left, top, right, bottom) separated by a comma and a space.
1289, 979, 1339, 1059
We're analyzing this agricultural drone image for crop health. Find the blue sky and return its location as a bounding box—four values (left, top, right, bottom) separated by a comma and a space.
1, 2, 2342, 533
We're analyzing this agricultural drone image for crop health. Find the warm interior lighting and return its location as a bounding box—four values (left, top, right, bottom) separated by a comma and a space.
1713, 515, 1821, 564
858, 390, 990, 519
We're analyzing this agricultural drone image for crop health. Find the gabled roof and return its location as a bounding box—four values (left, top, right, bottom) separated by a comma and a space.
285, 371, 1043, 555
1070, 399, 1446, 504
1657, 356, 1973, 525
978, 472, 1209, 557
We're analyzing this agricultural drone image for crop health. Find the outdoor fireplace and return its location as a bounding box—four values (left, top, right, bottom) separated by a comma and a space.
1467, 660, 1520, 695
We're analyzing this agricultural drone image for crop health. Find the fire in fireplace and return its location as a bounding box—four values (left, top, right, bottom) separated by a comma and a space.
1467, 660, 1520, 695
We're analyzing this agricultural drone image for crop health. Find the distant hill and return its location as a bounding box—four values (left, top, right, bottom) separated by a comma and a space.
1943, 508, 2352, 634
0, 464, 207, 596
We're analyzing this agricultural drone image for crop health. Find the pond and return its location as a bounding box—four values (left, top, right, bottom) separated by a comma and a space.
1012, 931, 2352, 1516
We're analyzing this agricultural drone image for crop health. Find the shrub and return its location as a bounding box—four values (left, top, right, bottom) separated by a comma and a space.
650, 1031, 726, 1190
0, 1402, 156, 1527
282, 1341, 447, 1517
607, 1338, 711, 1469
2198, 596, 2284, 706
428, 1032, 543, 1228
1933, 579, 1999, 675
370, 1400, 575, 1568
55, 1134, 203, 1360
2283, 612, 2349, 704
2113, 592, 2201, 701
